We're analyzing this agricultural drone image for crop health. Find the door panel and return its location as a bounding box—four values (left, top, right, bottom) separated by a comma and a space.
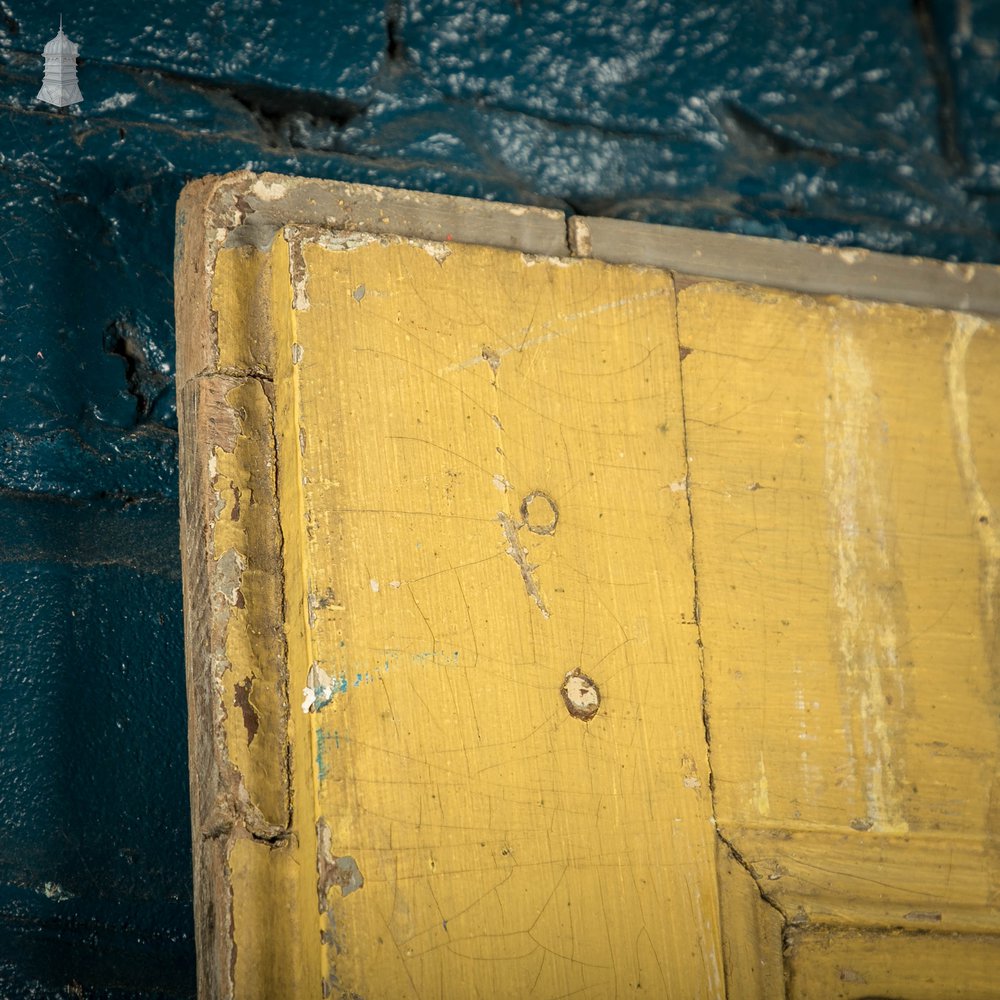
679, 282, 1000, 940
272, 231, 725, 998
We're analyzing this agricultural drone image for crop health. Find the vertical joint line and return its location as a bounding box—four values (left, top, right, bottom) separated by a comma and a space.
671, 283, 710, 768
671, 283, 790, 997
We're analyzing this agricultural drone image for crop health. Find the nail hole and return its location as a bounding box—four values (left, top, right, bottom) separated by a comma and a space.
561, 669, 600, 721
520, 490, 559, 534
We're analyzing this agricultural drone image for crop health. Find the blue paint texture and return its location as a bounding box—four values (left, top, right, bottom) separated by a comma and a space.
0, 0, 996, 995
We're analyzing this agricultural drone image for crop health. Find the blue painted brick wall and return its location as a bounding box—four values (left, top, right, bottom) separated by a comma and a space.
0, 1, 996, 995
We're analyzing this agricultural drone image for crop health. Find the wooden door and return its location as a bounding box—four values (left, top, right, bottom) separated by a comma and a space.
177, 173, 1000, 999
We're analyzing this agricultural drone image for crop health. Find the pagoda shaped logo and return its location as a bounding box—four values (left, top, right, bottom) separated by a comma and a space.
37, 17, 83, 108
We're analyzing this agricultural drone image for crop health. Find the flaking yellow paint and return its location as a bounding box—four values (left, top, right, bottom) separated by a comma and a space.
210, 376, 287, 831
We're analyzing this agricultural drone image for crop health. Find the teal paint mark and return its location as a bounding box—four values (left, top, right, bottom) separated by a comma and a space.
315, 729, 328, 782
315, 730, 347, 780
309, 650, 463, 713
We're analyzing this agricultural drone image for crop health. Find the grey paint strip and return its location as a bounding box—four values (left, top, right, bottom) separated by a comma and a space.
184, 172, 1000, 326
221, 172, 569, 258
572, 216, 1000, 317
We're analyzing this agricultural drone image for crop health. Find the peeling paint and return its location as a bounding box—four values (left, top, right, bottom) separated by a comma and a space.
316, 820, 364, 996
288, 237, 310, 311
498, 511, 549, 618
317, 817, 364, 902
303, 663, 343, 714
233, 676, 260, 746
214, 548, 247, 608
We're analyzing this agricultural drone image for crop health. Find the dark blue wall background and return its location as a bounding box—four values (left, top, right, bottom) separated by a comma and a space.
0, 1, 997, 996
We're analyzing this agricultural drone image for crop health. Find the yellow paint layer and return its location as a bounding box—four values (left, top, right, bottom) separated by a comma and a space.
679, 281, 1000, 929
230, 834, 314, 1000
213, 245, 276, 377
274, 231, 725, 998
715, 840, 784, 999
193, 204, 999, 995
786, 925, 1000, 1000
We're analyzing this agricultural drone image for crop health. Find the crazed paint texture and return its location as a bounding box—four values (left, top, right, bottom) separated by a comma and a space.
268, 232, 725, 997
680, 279, 1000, 936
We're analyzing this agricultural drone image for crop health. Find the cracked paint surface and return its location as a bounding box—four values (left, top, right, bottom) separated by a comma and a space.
268, 232, 723, 997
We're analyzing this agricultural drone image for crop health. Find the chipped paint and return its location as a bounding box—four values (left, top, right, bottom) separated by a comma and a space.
681, 754, 703, 790
251, 177, 289, 201
287, 236, 310, 311
303, 650, 462, 714
302, 663, 342, 713
316, 819, 364, 996
521, 251, 572, 267
311, 230, 380, 253
561, 668, 601, 720
41, 881, 73, 902
418, 240, 451, 264
754, 752, 770, 817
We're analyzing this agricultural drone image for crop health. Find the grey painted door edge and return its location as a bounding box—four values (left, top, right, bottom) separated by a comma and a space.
176, 173, 1000, 376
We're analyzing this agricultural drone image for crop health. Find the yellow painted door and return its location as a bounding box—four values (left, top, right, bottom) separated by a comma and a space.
180, 184, 999, 998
